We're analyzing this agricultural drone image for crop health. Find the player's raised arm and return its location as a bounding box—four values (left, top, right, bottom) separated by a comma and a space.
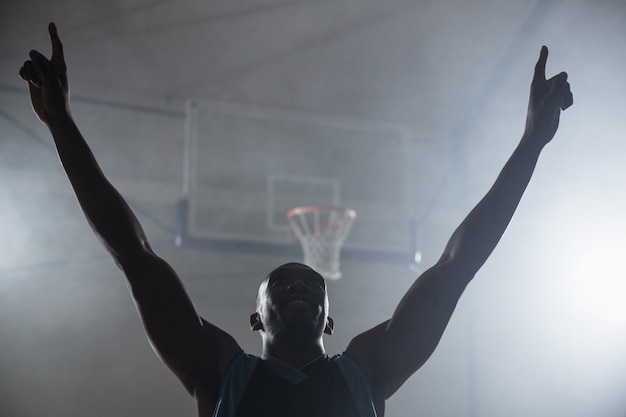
347, 46, 573, 399
20, 23, 239, 397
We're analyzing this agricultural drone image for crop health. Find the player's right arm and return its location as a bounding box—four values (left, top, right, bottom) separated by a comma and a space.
19, 23, 240, 397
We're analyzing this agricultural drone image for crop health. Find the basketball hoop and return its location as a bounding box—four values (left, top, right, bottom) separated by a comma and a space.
287, 205, 356, 280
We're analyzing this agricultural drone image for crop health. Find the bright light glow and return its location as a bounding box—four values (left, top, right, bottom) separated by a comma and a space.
571, 239, 626, 323
414, 251, 422, 264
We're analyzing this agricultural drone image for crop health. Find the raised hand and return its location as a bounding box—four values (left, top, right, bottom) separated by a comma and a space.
524, 46, 574, 145
19, 22, 69, 125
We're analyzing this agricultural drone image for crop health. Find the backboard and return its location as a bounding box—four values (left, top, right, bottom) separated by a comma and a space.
180, 100, 413, 262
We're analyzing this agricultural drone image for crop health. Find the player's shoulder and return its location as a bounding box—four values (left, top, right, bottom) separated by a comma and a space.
344, 320, 389, 382
346, 320, 389, 354
198, 317, 243, 371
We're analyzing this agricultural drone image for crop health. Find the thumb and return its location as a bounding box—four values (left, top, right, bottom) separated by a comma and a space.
546, 72, 568, 108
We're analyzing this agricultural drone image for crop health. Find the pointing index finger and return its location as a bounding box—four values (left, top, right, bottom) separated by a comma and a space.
533, 45, 548, 84
48, 22, 65, 66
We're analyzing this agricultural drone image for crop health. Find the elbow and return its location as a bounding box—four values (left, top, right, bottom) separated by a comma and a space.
433, 252, 478, 288
438, 244, 478, 267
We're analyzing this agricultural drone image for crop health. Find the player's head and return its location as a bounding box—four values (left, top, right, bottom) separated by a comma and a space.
250, 262, 333, 343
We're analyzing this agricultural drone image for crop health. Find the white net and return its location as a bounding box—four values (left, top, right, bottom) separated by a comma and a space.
287, 206, 356, 280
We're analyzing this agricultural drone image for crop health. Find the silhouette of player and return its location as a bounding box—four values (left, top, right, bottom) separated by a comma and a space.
20, 22, 573, 417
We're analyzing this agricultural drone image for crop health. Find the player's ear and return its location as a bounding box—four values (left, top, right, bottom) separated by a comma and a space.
324, 316, 334, 335
250, 313, 263, 331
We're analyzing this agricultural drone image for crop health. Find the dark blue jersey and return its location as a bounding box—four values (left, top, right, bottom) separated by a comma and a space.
213, 351, 377, 417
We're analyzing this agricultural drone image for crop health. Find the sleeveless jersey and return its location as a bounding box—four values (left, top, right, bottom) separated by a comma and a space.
213, 351, 377, 417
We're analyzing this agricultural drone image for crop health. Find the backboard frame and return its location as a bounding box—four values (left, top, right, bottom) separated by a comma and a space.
178, 100, 416, 265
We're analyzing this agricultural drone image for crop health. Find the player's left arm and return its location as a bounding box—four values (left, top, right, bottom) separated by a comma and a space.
347, 46, 573, 399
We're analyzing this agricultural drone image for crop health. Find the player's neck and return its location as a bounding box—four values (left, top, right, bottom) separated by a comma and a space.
262, 339, 326, 369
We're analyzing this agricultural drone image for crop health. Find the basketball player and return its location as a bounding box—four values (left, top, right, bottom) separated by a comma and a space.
20, 22, 572, 417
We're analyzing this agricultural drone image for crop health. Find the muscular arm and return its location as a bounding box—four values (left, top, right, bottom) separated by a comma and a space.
20, 23, 239, 396
348, 46, 573, 398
